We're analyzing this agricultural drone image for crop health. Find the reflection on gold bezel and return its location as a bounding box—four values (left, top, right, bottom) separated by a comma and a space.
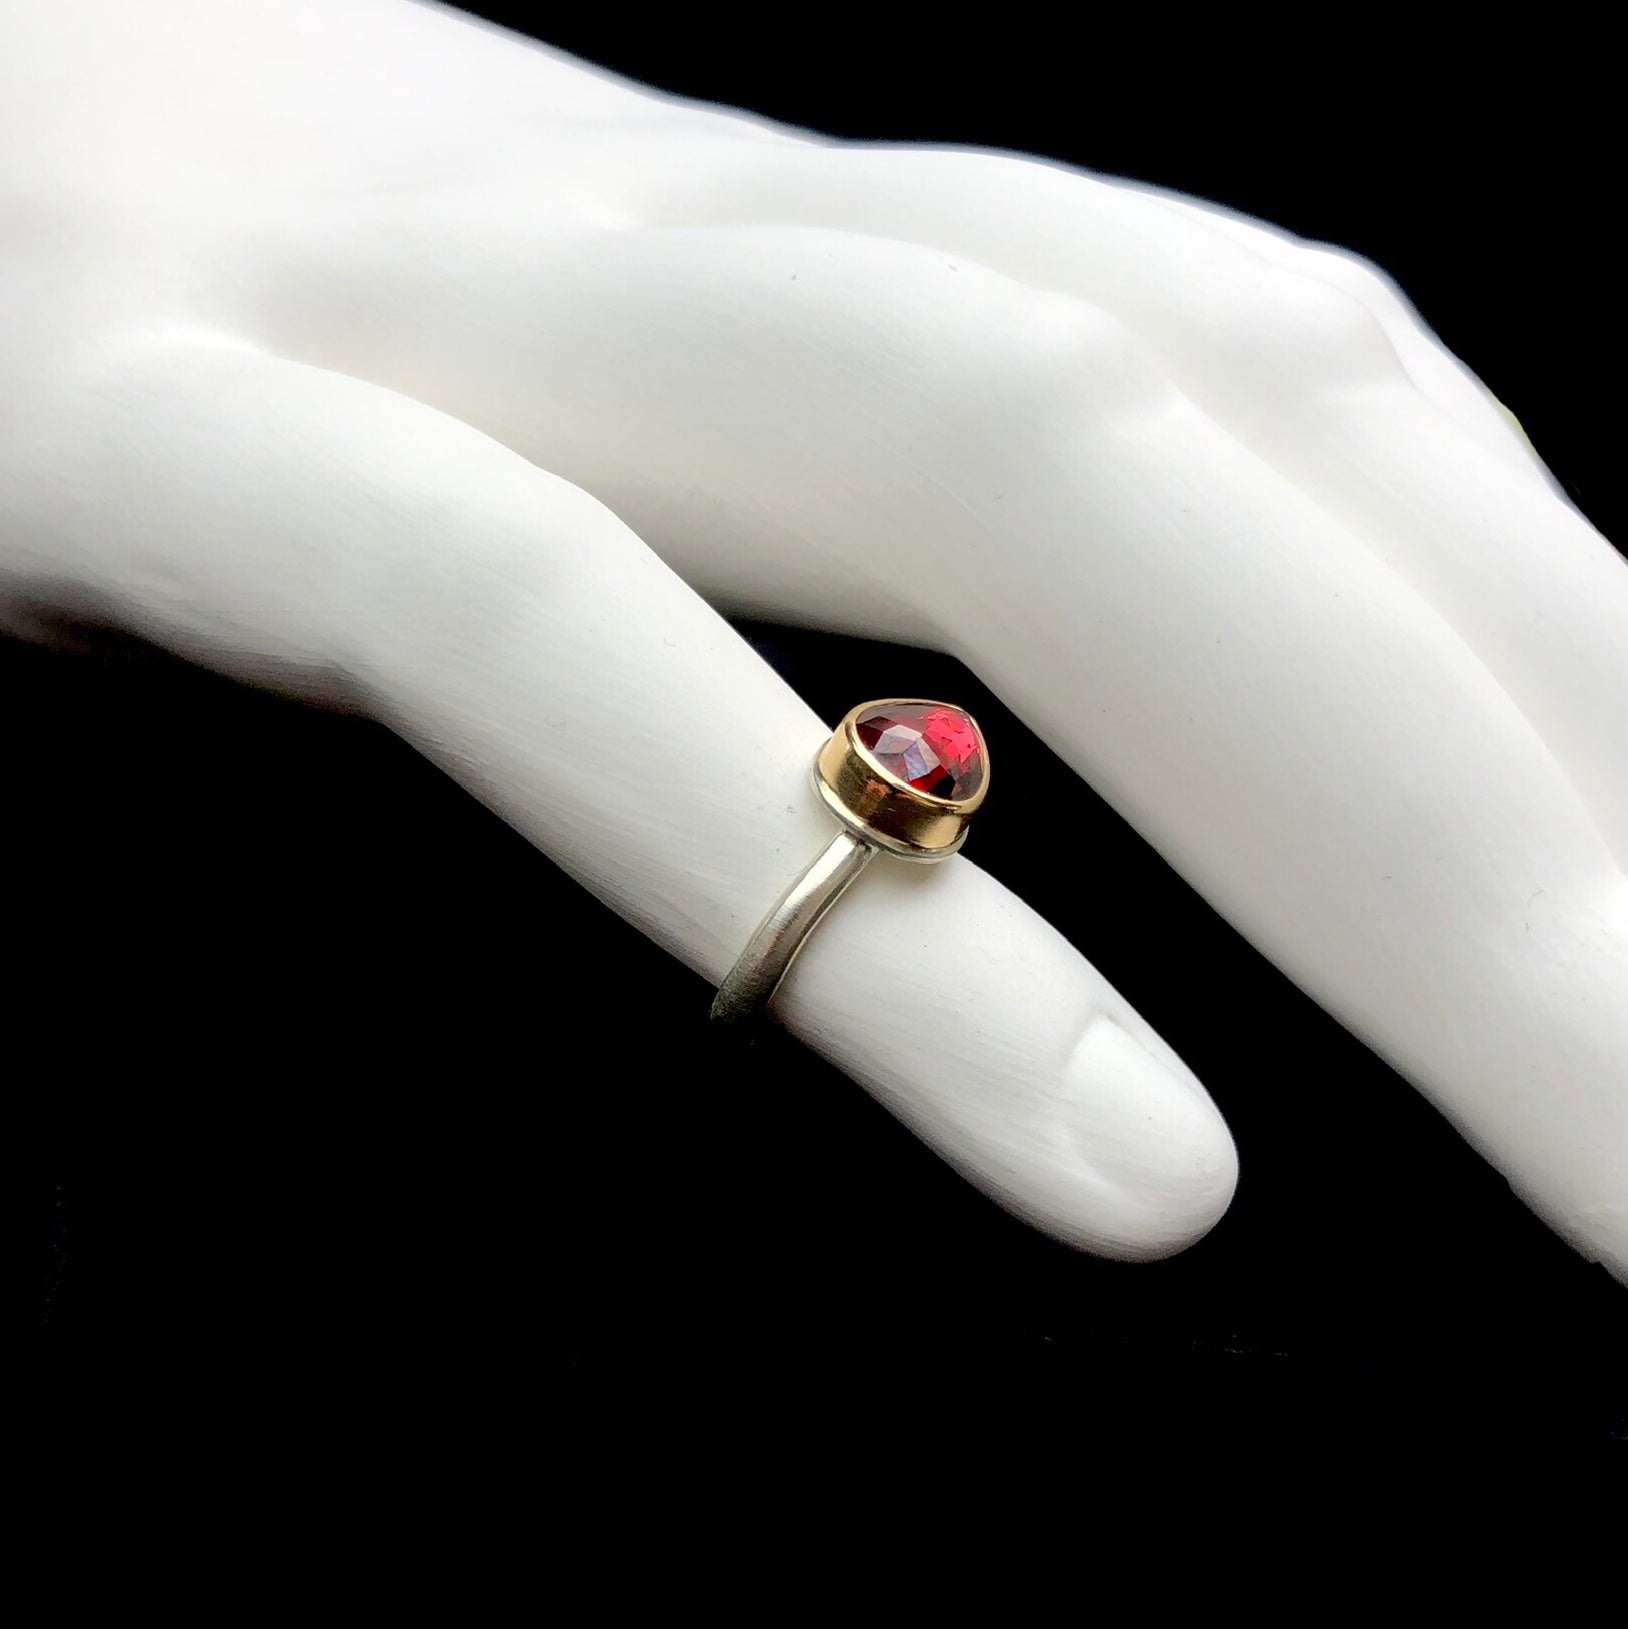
812, 698, 988, 861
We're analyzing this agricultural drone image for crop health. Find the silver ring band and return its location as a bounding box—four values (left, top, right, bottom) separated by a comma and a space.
709, 829, 875, 1027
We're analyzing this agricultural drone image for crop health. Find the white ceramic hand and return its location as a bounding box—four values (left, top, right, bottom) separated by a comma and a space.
2, 0, 1623, 1277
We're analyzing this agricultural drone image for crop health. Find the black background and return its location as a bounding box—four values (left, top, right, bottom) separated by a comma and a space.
29, 6, 1627, 1448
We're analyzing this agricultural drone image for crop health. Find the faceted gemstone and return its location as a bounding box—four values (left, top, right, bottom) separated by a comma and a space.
855, 702, 985, 800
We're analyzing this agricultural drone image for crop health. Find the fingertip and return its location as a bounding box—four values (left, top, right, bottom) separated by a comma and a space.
1047, 1013, 1238, 1261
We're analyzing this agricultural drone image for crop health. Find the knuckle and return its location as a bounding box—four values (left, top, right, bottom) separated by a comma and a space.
1252, 258, 1399, 378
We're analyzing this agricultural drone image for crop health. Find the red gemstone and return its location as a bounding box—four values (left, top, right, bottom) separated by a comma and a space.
855, 702, 985, 801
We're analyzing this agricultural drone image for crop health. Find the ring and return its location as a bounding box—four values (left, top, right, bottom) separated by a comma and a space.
710, 699, 990, 1027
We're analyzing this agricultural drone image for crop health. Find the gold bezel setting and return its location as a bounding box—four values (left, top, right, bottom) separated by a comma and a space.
813, 698, 989, 861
